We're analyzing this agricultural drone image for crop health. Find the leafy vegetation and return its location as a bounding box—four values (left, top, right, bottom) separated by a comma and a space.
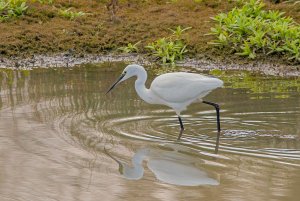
118, 41, 141, 53
0, 0, 83, 21
0, 0, 28, 21
33, 0, 53, 4
0, 0, 299, 68
58, 8, 85, 20
209, 0, 300, 63
146, 26, 191, 65
170, 0, 203, 2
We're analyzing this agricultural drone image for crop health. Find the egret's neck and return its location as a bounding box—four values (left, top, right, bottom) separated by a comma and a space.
132, 148, 148, 165
121, 149, 148, 180
135, 70, 154, 104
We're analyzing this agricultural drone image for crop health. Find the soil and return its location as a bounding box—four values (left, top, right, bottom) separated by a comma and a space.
0, 0, 299, 73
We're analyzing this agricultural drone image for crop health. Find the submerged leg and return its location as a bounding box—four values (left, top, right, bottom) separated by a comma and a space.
203, 101, 221, 153
202, 101, 221, 132
177, 116, 184, 140
214, 131, 220, 154
202, 101, 221, 154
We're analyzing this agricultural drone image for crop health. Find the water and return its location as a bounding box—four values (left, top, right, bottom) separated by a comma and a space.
0, 63, 299, 201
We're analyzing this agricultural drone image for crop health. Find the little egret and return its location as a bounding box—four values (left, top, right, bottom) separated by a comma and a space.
106, 64, 223, 140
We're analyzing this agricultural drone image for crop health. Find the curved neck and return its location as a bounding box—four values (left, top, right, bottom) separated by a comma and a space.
135, 70, 154, 104
132, 148, 148, 165
121, 149, 148, 180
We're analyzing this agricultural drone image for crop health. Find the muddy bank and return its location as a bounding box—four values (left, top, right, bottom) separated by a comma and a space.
0, 53, 151, 69
0, 0, 299, 66
1, 53, 299, 77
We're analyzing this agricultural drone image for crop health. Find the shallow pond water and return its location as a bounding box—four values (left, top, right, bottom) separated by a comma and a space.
0, 63, 300, 201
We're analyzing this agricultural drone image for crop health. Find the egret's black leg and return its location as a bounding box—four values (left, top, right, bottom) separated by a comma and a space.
177, 116, 184, 140
202, 101, 221, 132
203, 101, 221, 154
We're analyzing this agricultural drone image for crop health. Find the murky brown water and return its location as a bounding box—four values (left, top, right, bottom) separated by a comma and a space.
0, 63, 300, 201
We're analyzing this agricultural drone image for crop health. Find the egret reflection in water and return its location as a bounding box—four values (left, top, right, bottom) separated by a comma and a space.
105, 144, 220, 186
0, 65, 300, 201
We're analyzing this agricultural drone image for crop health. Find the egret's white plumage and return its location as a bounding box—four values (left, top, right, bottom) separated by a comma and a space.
107, 64, 223, 140
150, 72, 223, 114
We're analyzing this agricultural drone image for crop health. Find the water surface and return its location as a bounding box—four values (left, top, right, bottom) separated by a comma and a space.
0, 63, 299, 201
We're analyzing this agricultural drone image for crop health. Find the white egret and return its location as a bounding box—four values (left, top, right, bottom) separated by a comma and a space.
106, 64, 223, 140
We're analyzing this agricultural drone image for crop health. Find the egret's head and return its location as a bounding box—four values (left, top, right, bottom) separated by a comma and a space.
106, 64, 144, 94
104, 147, 144, 180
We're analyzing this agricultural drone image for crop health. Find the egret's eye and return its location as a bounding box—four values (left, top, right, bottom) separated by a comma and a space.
124, 71, 127, 74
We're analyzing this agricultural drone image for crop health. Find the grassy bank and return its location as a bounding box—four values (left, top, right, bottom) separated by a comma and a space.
0, 0, 299, 66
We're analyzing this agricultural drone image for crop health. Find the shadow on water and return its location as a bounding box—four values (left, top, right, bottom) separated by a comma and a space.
0, 63, 300, 200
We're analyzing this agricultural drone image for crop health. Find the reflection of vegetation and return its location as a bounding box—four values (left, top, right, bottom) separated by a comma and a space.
210, 69, 300, 97
146, 26, 191, 65
209, 0, 300, 63
0, 69, 30, 88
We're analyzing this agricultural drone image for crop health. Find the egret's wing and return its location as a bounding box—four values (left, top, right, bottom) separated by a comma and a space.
150, 72, 223, 103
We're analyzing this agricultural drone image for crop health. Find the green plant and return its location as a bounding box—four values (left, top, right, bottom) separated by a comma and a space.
282, 40, 300, 61
0, 1, 8, 15
236, 41, 256, 58
146, 26, 191, 65
8, 0, 28, 16
118, 41, 141, 53
0, 0, 28, 20
168, 26, 192, 39
59, 8, 85, 20
34, 0, 53, 4
209, 0, 300, 62
170, 0, 203, 3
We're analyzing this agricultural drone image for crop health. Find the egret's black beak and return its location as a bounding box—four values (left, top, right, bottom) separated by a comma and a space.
106, 73, 126, 94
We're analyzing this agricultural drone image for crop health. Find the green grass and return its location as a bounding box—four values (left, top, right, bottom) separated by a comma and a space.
146, 26, 191, 65
58, 8, 86, 20
0, 1, 82, 21
209, 0, 300, 63
34, 0, 53, 4
118, 41, 141, 53
0, 0, 28, 21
